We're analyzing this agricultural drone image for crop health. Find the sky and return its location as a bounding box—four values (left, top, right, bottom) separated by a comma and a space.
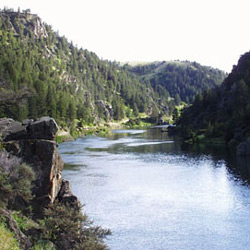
1, 0, 250, 72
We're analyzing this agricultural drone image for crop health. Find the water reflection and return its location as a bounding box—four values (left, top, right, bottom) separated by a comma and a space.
226, 156, 250, 185
59, 128, 250, 250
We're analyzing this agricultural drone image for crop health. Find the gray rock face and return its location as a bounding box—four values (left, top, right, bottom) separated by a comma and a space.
0, 117, 76, 215
95, 100, 113, 120
0, 116, 58, 141
237, 137, 250, 155
58, 179, 79, 208
0, 118, 24, 141
4, 139, 63, 205
26, 117, 59, 140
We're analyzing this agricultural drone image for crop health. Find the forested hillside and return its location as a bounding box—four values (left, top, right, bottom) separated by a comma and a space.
177, 51, 250, 147
0, 9, 226, 126
126, 61, 226, 105
0, 9, 162, 124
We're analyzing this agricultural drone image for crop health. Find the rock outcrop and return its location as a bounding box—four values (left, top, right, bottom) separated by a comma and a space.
237, 137, 250, 156
58, 179, 78, 206
0, 117, 78, 214
95, 100, 113, 120
0, 117, 58, 141
0, 11, 48, 39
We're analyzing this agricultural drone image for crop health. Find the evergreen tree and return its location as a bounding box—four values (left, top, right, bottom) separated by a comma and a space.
0, 9, 225, 125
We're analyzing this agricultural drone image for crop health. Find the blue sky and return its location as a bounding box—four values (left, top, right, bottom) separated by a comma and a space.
1, 0, 250, 72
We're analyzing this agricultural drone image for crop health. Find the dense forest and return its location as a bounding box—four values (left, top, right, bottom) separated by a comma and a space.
177, 51, 250, 148
0, 9, 160, 124
126, 61, 226, 106
0, 9, 226, 127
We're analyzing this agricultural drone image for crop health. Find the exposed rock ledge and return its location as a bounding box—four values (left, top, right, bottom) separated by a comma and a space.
0, 117, 78, 214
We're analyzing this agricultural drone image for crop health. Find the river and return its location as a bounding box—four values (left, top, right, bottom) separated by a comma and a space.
59, 128, 250, 250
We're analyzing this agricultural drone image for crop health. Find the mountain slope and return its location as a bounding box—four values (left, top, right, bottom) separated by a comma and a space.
177, 51, 250, 147
0, 9, 226, 126
125, 61, 226, 105
0, 9, 161, 124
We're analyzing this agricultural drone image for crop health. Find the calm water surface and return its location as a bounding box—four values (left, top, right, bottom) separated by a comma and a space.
59, 129, 250, 250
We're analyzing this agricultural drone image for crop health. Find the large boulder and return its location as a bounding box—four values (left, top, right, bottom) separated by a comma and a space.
0, 118, 25, 141
0, 117, 58, 141
26, 117, 58, 140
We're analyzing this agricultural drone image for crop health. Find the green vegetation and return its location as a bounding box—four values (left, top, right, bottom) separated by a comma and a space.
0, 150, 110, 249
124, 117, 159, 128
177, 51, 250, 148
0, 222, 20, 250
42, 201, 110, 250
55, 133, 73, 144
0, 8, 230, 247
125, 61, 226, 115
0, 9, 161, 126
0, 9, 225, 129
0, 161, 35, 212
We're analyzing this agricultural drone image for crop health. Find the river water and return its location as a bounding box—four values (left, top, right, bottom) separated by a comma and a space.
59, 128, 250, 250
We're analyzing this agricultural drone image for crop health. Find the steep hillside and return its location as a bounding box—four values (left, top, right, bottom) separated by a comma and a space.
126, 61, 226, 105
177, 51, 250, 149
0, 9, 161, 124
0, 9, 226, 127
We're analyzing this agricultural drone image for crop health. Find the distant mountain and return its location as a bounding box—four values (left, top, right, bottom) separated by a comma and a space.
125, 61, 226, 106
0, 9, 226, 126
177, 51, 250, 148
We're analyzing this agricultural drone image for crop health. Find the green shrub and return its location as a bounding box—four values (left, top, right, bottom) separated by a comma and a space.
0, 151, 35, 212
8, 163, 35, 213
56, 134, 73, 144
96, 127, 111, 137
0, 170, 12, 208
11, 211, 38, 232
33, 240, 55, 250
0, 222, 20, 250
43, 201, 110, 250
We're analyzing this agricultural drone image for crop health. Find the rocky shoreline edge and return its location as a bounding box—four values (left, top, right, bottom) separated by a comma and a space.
0, 117, 110, 249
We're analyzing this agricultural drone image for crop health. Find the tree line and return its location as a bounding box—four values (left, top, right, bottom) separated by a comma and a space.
126, 61, 226, 107
177, 51, 250, 148
0, 9, 226, 127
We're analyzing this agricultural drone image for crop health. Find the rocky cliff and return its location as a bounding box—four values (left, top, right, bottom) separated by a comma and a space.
0, 10, 48, 39
0, 116, 110, 249
0, 116, 78, 214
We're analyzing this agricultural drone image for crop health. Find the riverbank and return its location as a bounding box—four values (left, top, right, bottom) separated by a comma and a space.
56, 116, 164, 143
